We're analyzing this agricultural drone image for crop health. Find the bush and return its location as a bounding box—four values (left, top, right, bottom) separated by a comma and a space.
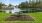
0, 9, 2, 12
21, 11, 28, 13
9, 11, 11, 13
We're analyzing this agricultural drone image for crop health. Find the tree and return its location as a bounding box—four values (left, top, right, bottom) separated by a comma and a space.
2, 3, 6, 6
8, 4, 13, 13
0, 2, 6, 9
0, 2, 2, 9
8, 3, 12, 7
25, 1, 28, 8
18, 1, 28, 10
18, 2, 25, 8
18, 1, 41, 11
29, 0, 41, 8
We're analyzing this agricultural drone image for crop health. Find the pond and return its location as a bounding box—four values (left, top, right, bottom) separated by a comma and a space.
3, 7, 21, 13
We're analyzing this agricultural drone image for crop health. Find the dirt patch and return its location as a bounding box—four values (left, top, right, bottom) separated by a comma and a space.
4, 15, 35, 21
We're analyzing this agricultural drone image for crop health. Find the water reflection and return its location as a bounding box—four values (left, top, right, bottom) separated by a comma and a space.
4, 7, 21, 13
11, 7, 21, 13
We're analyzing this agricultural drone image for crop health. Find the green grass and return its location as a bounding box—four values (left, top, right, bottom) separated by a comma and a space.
0, 12, 42, 23
0, 12, 10, 21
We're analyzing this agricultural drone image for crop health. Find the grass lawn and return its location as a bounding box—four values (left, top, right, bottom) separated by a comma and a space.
0, 12, 42, 23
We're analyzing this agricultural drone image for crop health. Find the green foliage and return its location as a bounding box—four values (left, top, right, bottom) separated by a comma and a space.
18, 1, 41, 9
0, 2, 2, 9
0, 2, 6, 9
0, 9, 2, 12
8, 3, 12, 7
2, 3, 6, 6
18, 1, 28, 9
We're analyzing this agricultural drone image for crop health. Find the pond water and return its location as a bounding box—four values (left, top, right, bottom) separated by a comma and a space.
4, 7, 21, 13
11, 7, 21, 13
3, 7, 31, 13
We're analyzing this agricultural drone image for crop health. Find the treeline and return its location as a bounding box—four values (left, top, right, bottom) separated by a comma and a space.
18, 1, 41, 9
18, 1, 42, 12
0, 1, 42, 9
0, 2, 12, 9
0, 2, 6, 9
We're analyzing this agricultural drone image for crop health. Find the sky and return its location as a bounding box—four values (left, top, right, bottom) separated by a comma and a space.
0, 0, 29, 6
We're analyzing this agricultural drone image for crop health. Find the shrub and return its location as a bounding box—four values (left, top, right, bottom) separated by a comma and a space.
0, 9, 2, 12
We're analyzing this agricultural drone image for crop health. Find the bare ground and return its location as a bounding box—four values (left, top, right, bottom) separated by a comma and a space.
4, 15, 35, 21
